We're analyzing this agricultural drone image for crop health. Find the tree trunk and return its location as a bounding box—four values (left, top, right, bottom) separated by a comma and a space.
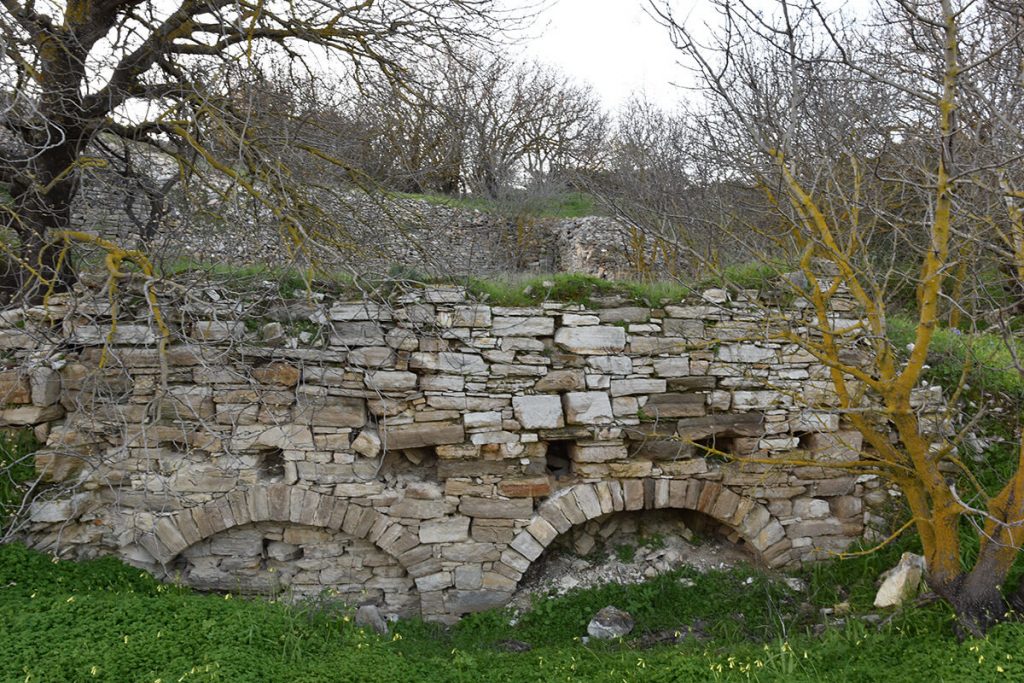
931, 572, 1010, 639
2, 152, 79, 303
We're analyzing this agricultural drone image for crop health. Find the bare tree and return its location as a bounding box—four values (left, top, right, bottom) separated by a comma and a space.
646, 0, 1024, 636
0, 0, 512, 300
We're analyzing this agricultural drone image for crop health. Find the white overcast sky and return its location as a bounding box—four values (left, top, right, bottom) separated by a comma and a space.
516, 1, 716, 110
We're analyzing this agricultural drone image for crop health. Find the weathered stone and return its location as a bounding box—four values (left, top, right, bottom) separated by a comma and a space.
329, 302, 393, 321
351, 429, 382, 457
554, 326, 626, 355
365, 371, 417, 392
534, 369, 586, 392
459, 496, 534, 519
874, 553, 926, 608
805, 430, 862, 462
651, 358, 689, 377
597, 307, 650, 323
629, 337, 687, 354
356, 605, 389, 634
513, 395, 564, 429
569, 442, 627, 463
492, 316, 554, 337
644, 392, 706, 418
498, 477, 552, 498
0, 404, 63, 426
716, 344, 777, 363
252, 362, 301, 387
0, 370, 30, 404
295, 397, 366, 428
73, 323, 158, 345
419, 516, 471, 543
587, 606, 634, 639
332, 321, 386, 346
610, 376, 667, 397
562, 392, 613, 424
586, 356, 632, 375
464, 411, 502, 430
410, 352, 487, 375
347, 347, 395, 368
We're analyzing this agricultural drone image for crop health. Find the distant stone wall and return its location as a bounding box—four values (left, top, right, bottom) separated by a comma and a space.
72, 171, 638, 278
0, 283, 946, 621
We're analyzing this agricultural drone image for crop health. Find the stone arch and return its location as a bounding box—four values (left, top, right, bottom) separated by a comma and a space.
140, 484, 422, 614
143, 484, 405, 568
502, 479, 791, 584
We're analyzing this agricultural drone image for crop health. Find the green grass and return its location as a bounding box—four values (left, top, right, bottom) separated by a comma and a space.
887, 316, 1024, 400
465, 273, 693, 307
0, 430, 39, 533
4, 540, 1024, 682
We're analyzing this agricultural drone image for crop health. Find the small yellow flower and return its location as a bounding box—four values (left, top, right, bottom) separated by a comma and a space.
90, 666, 99, 676
997, 666, 1005, 673
123, 635, 129, 644
224, 594, 232, 600
66, 596, 75, 603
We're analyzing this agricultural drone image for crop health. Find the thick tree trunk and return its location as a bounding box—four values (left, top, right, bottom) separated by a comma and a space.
2, 153, 80, 303
931, 572, 1010, 639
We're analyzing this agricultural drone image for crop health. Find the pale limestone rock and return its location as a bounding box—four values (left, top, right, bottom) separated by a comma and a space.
652, 357, 690, 377
492, 316, 554, 337
351, 429, 382, 457
586, 356, 632, 375
420, 516, 471, 543
72, 324, 157, 345
791, 411, 840, 432
365, 370, 417, 392
464, 411, 502, 430
716, 344, 777, 363
609, 378, 666, 397
512, 395, 564, 429
554, 326, 626, 354
383, 422, 465, 450
329, 302, 393, 321
29, 367, 60, 407
874, 553, 926, 608
562, 392, 613, 425
410, 352, 487, 375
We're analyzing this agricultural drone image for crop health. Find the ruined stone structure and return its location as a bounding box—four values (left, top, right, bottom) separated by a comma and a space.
0, 283, 943, 621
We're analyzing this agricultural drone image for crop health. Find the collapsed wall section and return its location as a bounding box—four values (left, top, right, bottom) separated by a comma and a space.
0, 283, 947, 621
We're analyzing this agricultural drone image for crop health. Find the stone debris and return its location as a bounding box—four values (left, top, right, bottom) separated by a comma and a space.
874, 552, 927, 608
355, 604, 390, 635
587, 606, 635, 640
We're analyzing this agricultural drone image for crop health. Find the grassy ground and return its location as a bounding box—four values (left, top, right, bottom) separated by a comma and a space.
2, 541, 1024, 682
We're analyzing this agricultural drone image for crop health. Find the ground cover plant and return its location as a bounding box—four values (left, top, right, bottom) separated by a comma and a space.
3, 541, 1024, 683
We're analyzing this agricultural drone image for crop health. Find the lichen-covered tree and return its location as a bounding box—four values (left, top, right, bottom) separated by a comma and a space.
0, 0, 509, 301
648, 0, 1024, 636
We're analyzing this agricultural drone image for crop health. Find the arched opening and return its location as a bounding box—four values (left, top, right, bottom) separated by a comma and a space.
514, 508, 757, 601
168, 522, 418, 616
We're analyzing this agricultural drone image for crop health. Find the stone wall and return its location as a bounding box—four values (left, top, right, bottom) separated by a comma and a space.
0, 283, 945, 621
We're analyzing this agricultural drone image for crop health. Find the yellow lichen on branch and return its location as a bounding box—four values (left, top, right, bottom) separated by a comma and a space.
50, 231, 170, 369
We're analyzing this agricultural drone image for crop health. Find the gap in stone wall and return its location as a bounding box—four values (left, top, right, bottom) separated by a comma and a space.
511, 509, 755, 608
379, 447, 438, 487
543, 440, 572, 479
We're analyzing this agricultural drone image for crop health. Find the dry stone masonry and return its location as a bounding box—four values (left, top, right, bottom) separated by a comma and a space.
1, 282, 947, 622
